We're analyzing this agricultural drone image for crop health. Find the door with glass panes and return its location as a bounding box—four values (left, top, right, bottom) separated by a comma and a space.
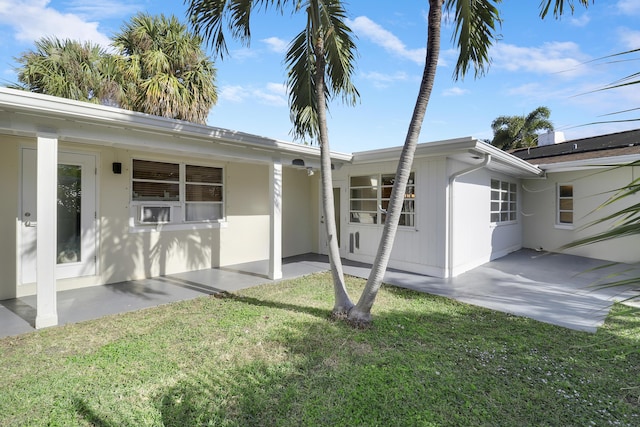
20, 148, 97, 284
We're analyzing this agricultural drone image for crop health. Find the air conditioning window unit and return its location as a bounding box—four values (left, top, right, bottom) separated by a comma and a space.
139, 206, 171, 224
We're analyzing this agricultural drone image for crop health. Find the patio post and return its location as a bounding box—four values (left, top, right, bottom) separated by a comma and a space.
35, 134, 59, 329
268, 160, 283, 280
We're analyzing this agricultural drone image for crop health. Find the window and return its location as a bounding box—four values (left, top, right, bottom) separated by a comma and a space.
132, 159, 223, 224
557, 184, 573, 225
132, 160, 179, 201
350, 172, 415, 227
490, 179, 517, 223
185, 165, 223, 221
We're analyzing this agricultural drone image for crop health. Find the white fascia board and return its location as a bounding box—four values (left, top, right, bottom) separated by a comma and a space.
535, 154, 640, 173
351, 136, 543, 178
351, 137, 478, 164
0, 87, 351, 164
473, 142, 544, 177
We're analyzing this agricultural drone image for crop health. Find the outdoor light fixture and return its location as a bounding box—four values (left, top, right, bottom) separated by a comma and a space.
112, 162, 122, 174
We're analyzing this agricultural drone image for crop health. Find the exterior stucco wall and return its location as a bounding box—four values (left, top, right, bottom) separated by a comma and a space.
333, 157, 448, 277
522, 166, 640, 263
99, 149, 222, 285
0, 137, 20, 299
219, 161, 269, 266
5, 141, 290, 298
449, 164, 522, 276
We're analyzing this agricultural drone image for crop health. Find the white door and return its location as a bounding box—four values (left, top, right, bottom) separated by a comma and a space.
20, 148, 97, 284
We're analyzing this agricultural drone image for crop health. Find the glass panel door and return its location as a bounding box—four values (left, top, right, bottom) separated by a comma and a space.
20, 149, 97, 284
57, 164, 82, 264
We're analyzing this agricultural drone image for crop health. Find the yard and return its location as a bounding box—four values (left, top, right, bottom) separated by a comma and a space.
1, 272, 638, 426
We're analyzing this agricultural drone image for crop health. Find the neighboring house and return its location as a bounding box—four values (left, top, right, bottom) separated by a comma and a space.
1, 87, 638, 328
513, 129, 640, 264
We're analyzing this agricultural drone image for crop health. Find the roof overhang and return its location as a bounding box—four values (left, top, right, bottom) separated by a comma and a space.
0, 87, 352, 169
533, 153, 640, 173
352, 137, 544, 178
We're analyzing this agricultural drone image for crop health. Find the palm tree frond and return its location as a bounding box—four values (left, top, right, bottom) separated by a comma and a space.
319, 0, 359, 106
445, 0, 502, 80
286, 27, 318, 140
539, 0, 593, 19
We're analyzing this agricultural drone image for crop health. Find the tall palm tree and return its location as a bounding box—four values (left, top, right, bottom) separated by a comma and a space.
12, 37, 118, 104
348, 0, 591, 323
490, 106, 554, 151
112, 13, 218, 124
186, 0, 359, 314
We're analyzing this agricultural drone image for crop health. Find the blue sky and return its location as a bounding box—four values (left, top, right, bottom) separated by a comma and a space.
0, 1, 639, 153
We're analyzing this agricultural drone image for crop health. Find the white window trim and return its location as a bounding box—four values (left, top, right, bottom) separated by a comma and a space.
555, 183, 574, 229
490, 178, 518, 225
349, 172, 416, 228
129, 159, 226, 231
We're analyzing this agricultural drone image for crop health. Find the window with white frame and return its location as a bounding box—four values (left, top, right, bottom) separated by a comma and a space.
350, 172, 415, 226
557, 184, 573, 225
490, 179, 517, 223
132, 159, 223, 224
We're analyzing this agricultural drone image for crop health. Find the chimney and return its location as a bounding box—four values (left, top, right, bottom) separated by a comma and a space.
537, 131, 565, 146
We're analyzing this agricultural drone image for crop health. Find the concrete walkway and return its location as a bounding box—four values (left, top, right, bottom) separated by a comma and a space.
1, 250, 638, 338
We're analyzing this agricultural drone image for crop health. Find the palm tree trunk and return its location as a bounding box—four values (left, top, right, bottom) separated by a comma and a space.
313, 26, 354, 314
349, 0, 443, 323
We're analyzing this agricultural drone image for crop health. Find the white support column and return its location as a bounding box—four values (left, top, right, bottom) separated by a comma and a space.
268, 160, 283, 280
35, 134, 58, 329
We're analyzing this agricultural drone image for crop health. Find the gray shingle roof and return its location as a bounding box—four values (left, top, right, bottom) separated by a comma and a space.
511, 129, 640, 164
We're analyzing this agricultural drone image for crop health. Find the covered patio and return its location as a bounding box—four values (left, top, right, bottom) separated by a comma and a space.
1, 250, 638, 339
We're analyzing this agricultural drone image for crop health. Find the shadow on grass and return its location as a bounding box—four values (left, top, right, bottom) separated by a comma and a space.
73, 398, 118, 427
226, 293, 330, 319
159, 312, 638, 426
70, 287, 640, 426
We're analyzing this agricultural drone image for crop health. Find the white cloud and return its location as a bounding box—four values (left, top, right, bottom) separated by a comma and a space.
256, 82, 288, 106
442, 87, 468, 97
219, 85, 250, 103
361, 71, 408, 88
265, 82, 287, 96
492, 41, 590, 77
261, 37, 288, 54
230, 47, 259, 60
506, 82, 546, 98
617, 0, 640, 15
64, 0, 142, 19
220, 82, 287, 107
618, 27, 640, 49
347, 16, 425, 65
0, 0, 111, 47
569, 13, 590, 27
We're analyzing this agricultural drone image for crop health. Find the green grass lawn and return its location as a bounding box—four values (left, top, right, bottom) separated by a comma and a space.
1, 272, 639, 426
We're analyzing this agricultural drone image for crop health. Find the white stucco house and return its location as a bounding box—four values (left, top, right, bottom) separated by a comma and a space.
1, 87, 639, 328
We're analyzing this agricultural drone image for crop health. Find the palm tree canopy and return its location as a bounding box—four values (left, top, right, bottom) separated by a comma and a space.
112, 13, 218, 124
490, 106, 554, 151
186, 0, 359, 141
11, 37, 114, 104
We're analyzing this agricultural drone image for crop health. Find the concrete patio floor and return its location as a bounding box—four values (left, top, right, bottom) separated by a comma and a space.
1, 249, 638, 339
